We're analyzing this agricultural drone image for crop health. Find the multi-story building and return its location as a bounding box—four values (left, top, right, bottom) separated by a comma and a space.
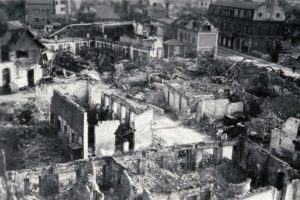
26, 0, 54, 29
163, 16, 218, 58
208, 0, 286, 53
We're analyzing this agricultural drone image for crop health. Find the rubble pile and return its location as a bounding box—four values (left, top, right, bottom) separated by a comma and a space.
54, 51, 90, 72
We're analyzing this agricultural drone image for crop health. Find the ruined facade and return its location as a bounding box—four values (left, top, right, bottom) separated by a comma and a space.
163, 82, 244, 121
50, 85, 154, 160
1, 137, 300, 200
0, 22, 45, 94
270, 117, 300, 167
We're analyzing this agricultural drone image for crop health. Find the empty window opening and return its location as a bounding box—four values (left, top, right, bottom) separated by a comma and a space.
16, 50, 28, 58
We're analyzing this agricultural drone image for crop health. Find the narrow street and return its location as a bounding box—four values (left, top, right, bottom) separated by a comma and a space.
217, 46, 300, 78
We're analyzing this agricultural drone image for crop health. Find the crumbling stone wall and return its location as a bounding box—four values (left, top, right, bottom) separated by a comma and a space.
4, 157, 107, 197
197, 99, 244, 122
50, 90, 89, 159
163, 84, 190, 113
104, 159, 136, 200
240, 140, 299, 193
270, 118, 300, 158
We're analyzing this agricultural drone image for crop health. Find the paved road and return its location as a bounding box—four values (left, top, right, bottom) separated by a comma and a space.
217, 46, 300, 78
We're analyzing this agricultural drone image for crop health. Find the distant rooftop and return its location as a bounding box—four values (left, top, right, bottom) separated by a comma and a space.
212, 0, 265, 9
26, 0, 53, 5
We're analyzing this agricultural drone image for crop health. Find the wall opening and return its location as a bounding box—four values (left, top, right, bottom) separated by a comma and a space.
27, 69, 34, 86
276, 172, 285, 190
2, 68, 10, 85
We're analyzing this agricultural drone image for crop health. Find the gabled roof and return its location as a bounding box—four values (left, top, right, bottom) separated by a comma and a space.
0, 21, 45, 50
212, 0, 265, 9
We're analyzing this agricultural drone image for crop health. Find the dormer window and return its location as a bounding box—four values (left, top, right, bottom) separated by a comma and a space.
258, 13, 262, 18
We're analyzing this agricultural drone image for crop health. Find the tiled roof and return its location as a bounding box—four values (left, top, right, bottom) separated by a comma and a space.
212, 0, 265, 9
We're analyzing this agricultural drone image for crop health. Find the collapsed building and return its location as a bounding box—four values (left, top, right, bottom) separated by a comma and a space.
50, 83, 153, 160
1, 134, 300, 200
163, 80, 244, 121
41, 21, 164, 62
0, 21, 46, 94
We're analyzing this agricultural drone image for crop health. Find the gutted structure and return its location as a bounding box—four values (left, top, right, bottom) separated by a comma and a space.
0, 21, 45, 94
50, 84, 153, 160
2, 137, 300, 200
42, 22, 164, 61
163, 81, 244, 121
270, 117, 300, 167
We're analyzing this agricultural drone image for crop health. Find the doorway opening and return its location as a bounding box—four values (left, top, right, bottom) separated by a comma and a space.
27, 69, 34, 86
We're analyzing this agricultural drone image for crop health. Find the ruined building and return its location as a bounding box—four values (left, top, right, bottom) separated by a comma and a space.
163, 81, 244, 121
0, 21, 45, 94
1, 135, 300, 199
41, 21, 164, 62
50, 84, 153, 160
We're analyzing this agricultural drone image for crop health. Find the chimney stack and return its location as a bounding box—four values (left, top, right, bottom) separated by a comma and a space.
165, 2, 169, 18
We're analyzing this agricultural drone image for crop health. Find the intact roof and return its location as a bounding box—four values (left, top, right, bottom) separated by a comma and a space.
212, 0, 265, 9
164, 39, 185, 46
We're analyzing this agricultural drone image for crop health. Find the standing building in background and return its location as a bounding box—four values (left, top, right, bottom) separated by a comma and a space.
164, 16, 218, 58
208, 0, 286, 54
26, 0, 54, 29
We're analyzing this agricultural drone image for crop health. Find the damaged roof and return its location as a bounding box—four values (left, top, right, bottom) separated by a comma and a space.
172, 16, 216, 32
0, 21, 45, 51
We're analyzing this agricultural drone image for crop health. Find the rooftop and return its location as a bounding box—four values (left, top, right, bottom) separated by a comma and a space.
212, 0, 265, 9
172, 16, 217, 32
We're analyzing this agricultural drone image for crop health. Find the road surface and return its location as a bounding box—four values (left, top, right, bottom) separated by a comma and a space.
217, 46, 300, 78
